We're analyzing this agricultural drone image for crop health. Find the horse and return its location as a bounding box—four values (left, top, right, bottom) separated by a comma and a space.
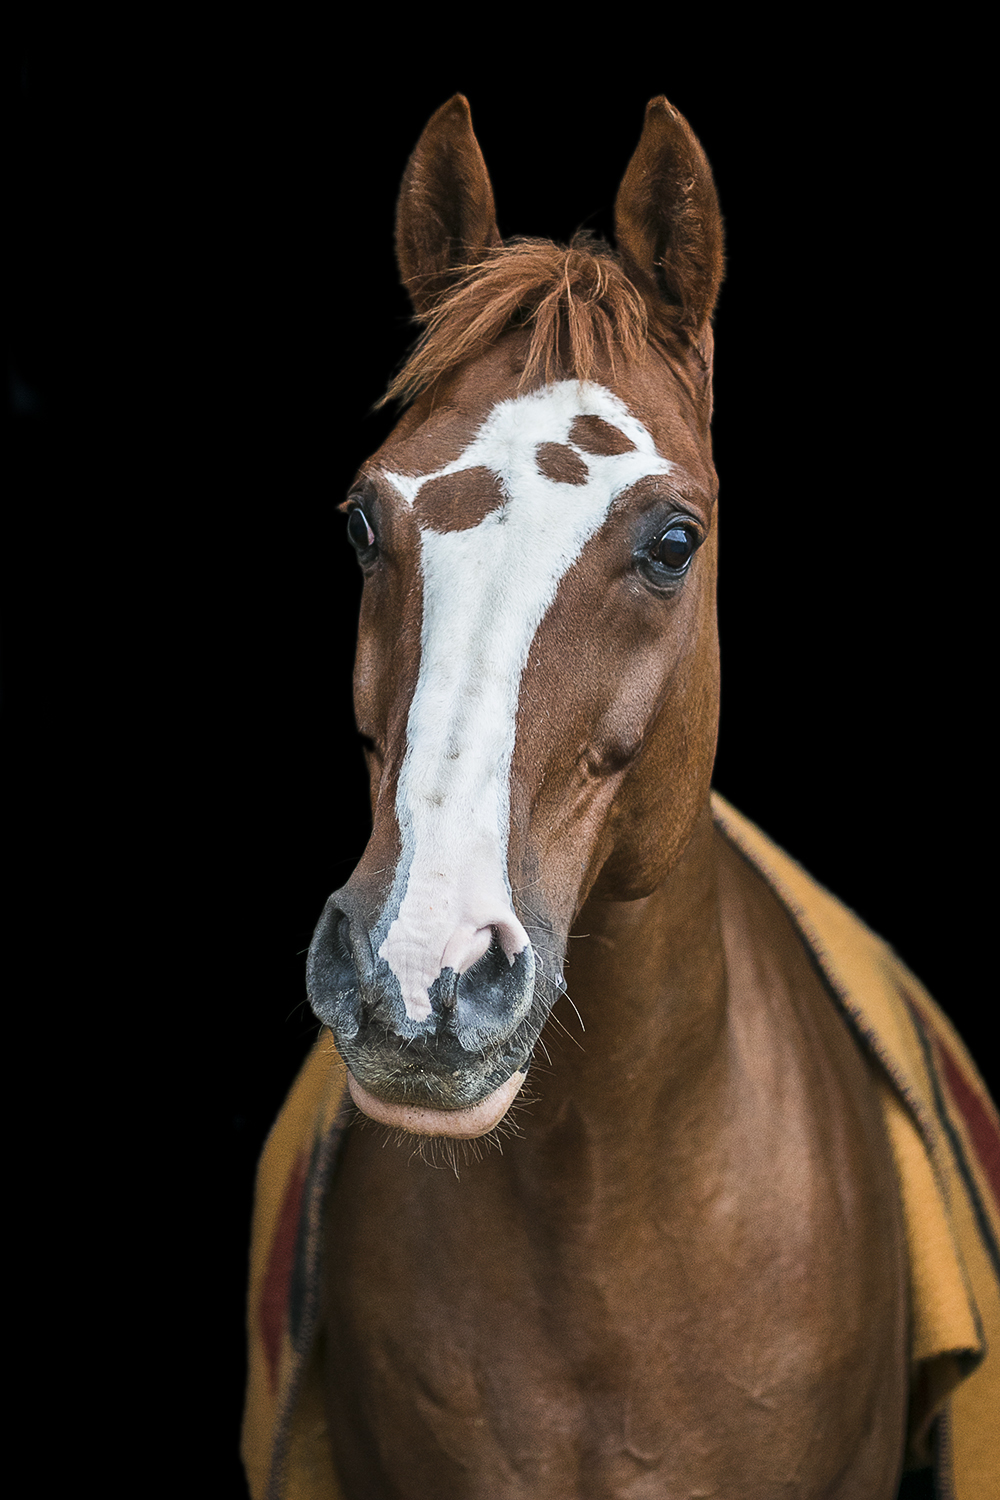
276, 95, 989, 1498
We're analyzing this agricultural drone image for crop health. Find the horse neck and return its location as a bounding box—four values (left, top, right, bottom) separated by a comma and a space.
513, 801, 729, 1190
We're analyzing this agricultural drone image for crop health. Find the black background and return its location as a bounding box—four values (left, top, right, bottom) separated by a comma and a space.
9, 20, 987, 1497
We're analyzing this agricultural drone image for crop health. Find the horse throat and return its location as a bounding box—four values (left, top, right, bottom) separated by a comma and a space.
532, 802, 729, 1155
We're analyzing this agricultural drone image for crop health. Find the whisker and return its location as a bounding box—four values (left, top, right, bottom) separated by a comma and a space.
562, 992, 586, 1034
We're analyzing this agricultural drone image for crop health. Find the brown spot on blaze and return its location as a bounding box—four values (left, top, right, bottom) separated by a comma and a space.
536, 443, 588, 486
568, 414, 636, 456
413, 467, 505, 532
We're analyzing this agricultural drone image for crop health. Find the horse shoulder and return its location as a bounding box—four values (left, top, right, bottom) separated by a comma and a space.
709, 825, 909, 1475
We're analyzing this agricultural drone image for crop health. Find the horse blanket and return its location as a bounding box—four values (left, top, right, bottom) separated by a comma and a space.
242, 793, 1000, 1498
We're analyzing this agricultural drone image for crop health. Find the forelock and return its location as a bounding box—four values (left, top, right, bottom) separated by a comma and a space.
379, 234, 649, 409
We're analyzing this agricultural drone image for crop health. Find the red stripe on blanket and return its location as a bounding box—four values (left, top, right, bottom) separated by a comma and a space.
937, 1035, 1000, 1216
259, 1152, 308, 1388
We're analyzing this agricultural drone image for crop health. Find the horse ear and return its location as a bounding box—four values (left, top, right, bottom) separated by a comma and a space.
395, 95, 502, 317
614, 96, 724, 340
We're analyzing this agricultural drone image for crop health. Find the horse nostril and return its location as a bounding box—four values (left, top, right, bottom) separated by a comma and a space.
335, 911, 353, 962
307, 899, 366, 1039
452, 938, 535, 1052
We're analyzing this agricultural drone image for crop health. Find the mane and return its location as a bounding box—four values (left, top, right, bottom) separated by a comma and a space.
378, 233, 650, 409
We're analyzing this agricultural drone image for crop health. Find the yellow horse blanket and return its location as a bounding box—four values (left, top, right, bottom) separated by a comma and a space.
243, 794, 1000, 1498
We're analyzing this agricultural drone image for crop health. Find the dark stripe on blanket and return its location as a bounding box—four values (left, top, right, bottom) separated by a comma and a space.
260, 1151, 308, 1387
937, 1043, 1000, 1215
904, 993, 1000, 1285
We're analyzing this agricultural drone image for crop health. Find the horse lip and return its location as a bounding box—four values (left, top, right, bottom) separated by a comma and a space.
347, 1066, 528, 1139
337, 1028, 533, 1112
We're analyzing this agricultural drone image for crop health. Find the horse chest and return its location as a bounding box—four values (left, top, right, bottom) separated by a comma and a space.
320, 1084, 902, 1499
322, 1139, 707, 1497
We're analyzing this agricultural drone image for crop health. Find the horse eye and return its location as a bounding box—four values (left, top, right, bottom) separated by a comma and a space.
654, 525, 697, 572
347, 507, 376, 553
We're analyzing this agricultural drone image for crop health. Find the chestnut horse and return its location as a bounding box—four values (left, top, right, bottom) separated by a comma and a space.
306, 96, 909, 1495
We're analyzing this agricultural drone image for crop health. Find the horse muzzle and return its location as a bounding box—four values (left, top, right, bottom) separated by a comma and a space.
306, 886, 541, 1134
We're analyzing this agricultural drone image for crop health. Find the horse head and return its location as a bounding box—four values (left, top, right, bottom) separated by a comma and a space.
307, 95, 724, 1137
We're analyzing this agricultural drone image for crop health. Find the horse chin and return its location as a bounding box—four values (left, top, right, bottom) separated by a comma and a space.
347, 1067, 528, 1139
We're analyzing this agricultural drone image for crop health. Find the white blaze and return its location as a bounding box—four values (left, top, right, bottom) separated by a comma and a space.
377, 382, 673, 1020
